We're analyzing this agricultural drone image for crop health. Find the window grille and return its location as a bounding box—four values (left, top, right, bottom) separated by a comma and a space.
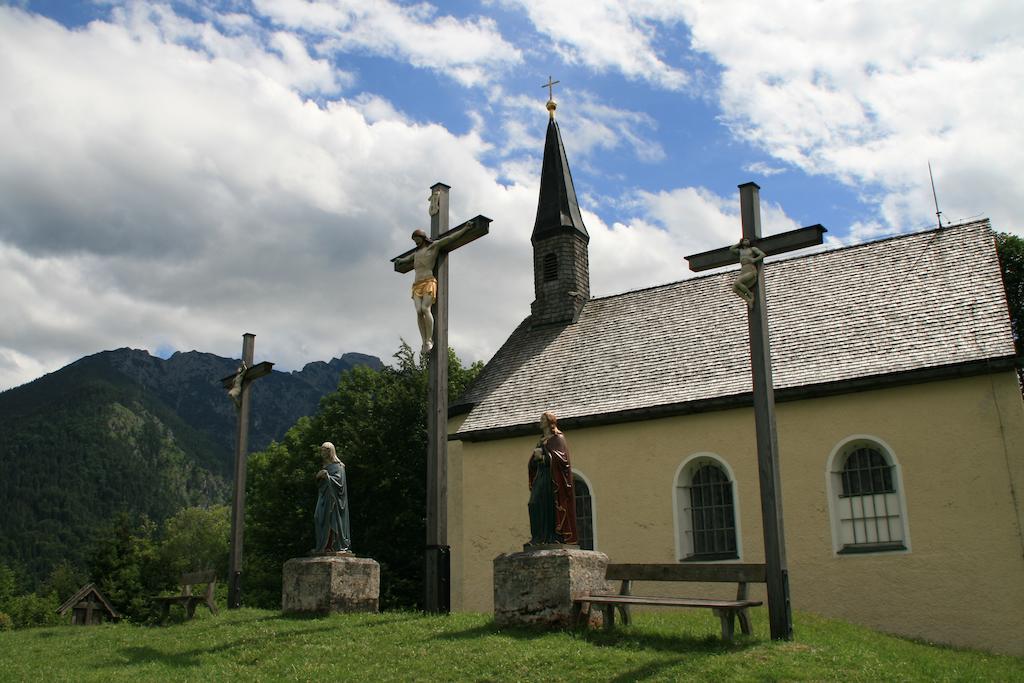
840, 446, 894, 497
686, 464, 737, 559
543, 252, 558, 281
834, 444, 905, 553
574, 475, 594, 551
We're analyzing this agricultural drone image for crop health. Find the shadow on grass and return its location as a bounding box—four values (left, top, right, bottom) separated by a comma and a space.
109, 624, 340, 670
270, 610, 425, 630
31, 630, 63, 639
606, 657, 691, 682
436, 619, 760, 655
436, 623, 523, 640
120, 646, 204, 669
583, 626, 759, 654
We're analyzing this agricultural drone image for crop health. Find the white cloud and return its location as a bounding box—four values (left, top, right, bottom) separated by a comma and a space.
588, 186, 804, 296
680, 0, 1024, 234
743, 161, 786, 177
504, 0, 688, 90
0, 5, 532, 389
498, 90, 664, 163
112, 0, 349, 95
253, 0, 522, 86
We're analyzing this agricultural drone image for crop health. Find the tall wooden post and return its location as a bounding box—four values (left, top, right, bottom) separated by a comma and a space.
391, 185, 491, 614
222, 333, 274, 609
739, 183, 792, 640
228, 333, 254, 609
425, 182, 451, 613
685, 182, 826, 640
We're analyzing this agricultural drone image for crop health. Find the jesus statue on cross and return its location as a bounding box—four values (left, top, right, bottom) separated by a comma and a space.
394, 189, 476, 354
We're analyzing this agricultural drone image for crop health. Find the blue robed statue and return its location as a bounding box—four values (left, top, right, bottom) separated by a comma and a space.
314, 442, 351, 553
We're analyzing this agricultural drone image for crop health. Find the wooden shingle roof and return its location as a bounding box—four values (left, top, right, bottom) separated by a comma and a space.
453, 220, 1016, 441
56, 582, 120, 619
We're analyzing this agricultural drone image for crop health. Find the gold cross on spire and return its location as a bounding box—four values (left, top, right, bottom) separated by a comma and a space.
541, 76, 560, 119
541, 76, 560, 101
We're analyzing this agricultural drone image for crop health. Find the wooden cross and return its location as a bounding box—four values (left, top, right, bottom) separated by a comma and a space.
685, 182, 825, 641
542, 76, 560, 100
391, 183, 491, 613
218, 332, 274, 609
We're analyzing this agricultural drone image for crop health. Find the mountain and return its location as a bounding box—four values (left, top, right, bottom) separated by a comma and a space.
94, 348, 383, 455
0, 348, 382, 581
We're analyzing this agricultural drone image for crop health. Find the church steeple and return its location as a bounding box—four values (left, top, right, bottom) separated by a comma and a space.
530, 81, 590, 326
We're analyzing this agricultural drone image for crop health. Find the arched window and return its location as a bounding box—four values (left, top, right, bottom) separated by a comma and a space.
542, 252, 558, 282
574, 473, 595, 551
674, 456, 739, 561
827, 438, 909, 555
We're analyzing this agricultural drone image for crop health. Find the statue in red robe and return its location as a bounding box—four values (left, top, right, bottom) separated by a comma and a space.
527, 412, 578, 545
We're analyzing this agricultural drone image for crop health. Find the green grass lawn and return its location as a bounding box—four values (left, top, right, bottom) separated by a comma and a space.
0, 608, 1020, 682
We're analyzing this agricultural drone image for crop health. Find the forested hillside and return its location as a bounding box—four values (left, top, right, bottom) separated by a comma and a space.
0, 347, 382, 584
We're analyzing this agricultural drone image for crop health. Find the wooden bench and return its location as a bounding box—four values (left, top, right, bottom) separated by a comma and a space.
154, 570, 218, 621
574, 563, 766, 641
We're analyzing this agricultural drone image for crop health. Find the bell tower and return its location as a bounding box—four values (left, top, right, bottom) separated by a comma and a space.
530, 83, 590, 326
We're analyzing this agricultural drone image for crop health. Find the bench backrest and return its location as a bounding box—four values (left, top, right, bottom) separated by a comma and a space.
178, 570, 217, 597
606, 563, 767, 583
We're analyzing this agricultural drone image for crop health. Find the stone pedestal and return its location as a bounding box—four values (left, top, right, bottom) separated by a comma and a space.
493, 547, 610, 628
281, 555, 380, 614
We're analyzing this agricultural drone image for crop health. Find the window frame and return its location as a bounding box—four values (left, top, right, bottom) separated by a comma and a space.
673, 454, 743, 562
573, 469, 597, 551
825, 435, 912, 557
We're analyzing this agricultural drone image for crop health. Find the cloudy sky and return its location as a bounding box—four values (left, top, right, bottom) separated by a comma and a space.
1, 0, 1021, 390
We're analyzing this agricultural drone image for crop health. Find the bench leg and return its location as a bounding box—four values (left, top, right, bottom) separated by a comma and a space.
571, 601, 584, 630
714, 609, 736, 642
186, 600, 197, 619
602, 604, 615, 631
737, 608, 752, 635
617, 604, 631, 626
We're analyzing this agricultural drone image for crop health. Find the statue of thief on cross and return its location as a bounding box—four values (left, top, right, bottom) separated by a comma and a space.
393, 188, 475, 355
730, 237, 766, 307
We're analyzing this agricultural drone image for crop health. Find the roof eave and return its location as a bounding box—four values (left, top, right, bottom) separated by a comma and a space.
450, 354, 1021, 443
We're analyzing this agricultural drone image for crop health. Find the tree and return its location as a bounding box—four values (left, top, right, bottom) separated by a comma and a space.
0, 562, 16, 607
87, 512, 164, 621
996, 232, 1024, 352
158, 505, 230, 581
4, 592, 60, 629
43, 560, 87, 604
245, 344, 481, 609
0, 558, 63, 629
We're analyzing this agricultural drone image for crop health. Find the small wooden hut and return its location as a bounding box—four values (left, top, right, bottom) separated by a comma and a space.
56, 583, 120, 625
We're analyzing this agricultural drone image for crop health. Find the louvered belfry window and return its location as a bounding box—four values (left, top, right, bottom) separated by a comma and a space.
542, 252, 558, 281
687, 464, 738, 559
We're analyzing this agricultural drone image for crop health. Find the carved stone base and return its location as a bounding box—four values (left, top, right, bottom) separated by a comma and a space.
493, 548, 609, 628
281, 555, 380, 614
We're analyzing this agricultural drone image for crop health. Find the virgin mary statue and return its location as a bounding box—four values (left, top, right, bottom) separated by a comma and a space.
314, 442, 351, 553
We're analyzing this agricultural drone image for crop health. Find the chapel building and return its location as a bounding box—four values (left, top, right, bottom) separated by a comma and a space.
446, 99, 1024, 655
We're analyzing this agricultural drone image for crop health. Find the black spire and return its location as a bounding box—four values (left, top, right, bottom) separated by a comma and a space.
529, 91, 590, 326
531, 117, 589, 243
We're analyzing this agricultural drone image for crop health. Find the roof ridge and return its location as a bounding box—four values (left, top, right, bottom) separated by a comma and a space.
588, 218, 992, 304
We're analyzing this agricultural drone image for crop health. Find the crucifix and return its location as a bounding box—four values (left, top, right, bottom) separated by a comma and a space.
219, 332, 274, 609
391, 182, 491, 613
685, 182, 825, 641
542, 75, 560, 101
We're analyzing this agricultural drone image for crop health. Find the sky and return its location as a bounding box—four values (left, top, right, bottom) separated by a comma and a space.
1, 0, 1022, 391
